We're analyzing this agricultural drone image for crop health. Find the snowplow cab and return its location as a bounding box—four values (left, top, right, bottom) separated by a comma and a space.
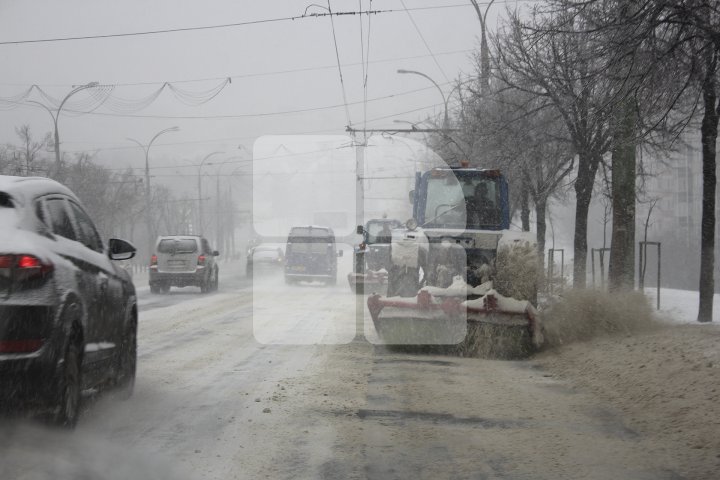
412, 167, 510, 231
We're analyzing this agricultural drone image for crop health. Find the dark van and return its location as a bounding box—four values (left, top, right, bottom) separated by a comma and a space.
284, 226, 342, 285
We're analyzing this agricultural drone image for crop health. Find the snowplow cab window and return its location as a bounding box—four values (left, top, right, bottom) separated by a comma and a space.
423, 175, 501, 228
424, 176, 467, 228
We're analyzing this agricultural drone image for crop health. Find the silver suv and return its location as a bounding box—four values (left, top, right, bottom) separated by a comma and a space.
149, 235, 219, 293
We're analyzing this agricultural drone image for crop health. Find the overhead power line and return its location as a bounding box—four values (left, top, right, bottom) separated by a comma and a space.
0, 79, 232, 114
0, 2, 529, 46
0, 49, 472, 87
64, 101, 444, 157
399, 0, 450, 83
15, 79, 457, 120
0, 8, 388, 46
326, 0, 353, 127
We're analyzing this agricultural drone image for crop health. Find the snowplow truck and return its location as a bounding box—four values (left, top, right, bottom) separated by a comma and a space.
347, 218, 403, 294
366, 166, 544, 358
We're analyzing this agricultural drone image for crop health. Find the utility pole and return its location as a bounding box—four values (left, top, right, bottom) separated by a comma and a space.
197, 151, 224, 234
354, 131, 366, 343
216, 174, 221, 250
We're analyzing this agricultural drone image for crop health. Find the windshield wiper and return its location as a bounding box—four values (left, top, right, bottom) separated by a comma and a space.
421, 202, 465, 228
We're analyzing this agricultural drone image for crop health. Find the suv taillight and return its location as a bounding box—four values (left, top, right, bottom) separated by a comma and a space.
0, 339, 44, 353
197, 255, 206, 266
150, 254, 158, 267
0, 254, 54, 284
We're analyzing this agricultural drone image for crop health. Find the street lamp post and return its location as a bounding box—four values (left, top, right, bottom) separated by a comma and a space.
28, 82, 100, 175
197, 151, 225, 235
127, 126, 180, 255
207, 155, 244, 250
397, 69, 448, 129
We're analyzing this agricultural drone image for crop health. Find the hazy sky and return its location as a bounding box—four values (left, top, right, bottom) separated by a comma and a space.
0, 1, 531, 180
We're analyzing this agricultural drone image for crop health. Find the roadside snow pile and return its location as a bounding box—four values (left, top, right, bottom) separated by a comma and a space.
542, 288, 657, 348
537, 324, 720, 479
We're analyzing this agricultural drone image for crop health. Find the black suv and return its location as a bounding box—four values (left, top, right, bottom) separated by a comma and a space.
149, 235, 219, 293
0, 176, 138, 427
284, 226, 342, 285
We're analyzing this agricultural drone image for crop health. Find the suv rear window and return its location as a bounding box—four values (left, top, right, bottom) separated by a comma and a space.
158, 239, 198, 254
290, 227, 331, 238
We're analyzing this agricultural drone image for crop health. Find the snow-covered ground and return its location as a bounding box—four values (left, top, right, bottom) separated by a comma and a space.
644, 287, 720, 324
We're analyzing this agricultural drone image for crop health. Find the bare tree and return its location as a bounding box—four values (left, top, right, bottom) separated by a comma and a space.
493, 9, 614, 288
555, 0, 720, 317
484, 89, 575, 266
12, 125, 52, 176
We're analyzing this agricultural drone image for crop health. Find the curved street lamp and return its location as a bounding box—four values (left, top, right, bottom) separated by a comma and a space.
397, 69, 448, 129
198, 151, 225, 234
27, 81, 99, 174
127, 126, 180, 254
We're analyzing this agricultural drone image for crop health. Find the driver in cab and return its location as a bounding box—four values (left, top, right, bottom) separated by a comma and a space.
467, 182, 499, 228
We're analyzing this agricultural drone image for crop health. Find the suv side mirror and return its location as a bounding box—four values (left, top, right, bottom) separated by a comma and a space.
108, 238, 136, 261
213, 250, 220, 256
356, 225, 364, 235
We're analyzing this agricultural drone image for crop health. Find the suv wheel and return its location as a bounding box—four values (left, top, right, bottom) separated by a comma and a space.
115, 318, 137, 400
54, 335, 82, 428
212, 269, 219, 291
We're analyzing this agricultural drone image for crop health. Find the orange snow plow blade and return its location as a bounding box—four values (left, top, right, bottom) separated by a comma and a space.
367, 289, 543, 358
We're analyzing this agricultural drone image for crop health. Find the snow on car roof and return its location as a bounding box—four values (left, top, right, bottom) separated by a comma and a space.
0, 175, 79, 203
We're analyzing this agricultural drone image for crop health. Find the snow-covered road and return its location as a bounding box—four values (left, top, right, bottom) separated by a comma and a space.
1, 263, 718, 479
1, 257, 367, 479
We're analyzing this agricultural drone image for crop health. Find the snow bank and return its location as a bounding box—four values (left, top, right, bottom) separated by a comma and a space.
644, 287, 720, 324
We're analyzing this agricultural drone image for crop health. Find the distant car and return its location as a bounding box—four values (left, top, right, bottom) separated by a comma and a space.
149, 235, 219, 293
0, 175, 138, 427
284, 226, 342, 285
246, 245, 284, 276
